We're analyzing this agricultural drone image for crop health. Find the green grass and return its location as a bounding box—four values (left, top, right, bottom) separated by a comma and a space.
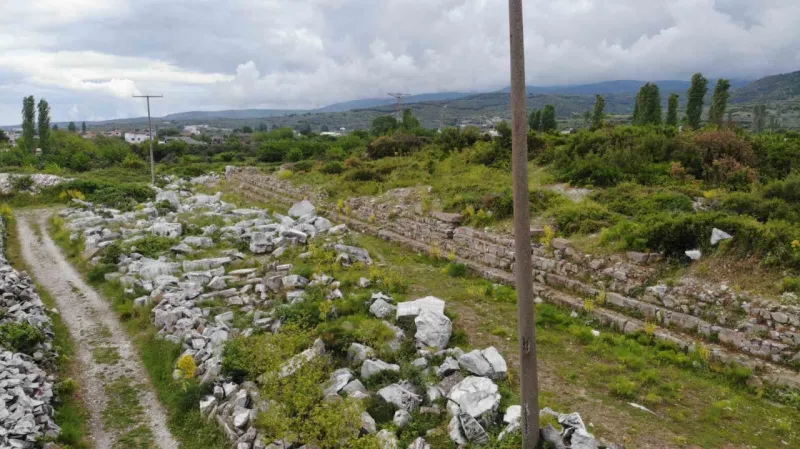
3, 212, 92, 449
92, 346, 121, 365
48, 215, 231, 449
102, 377, 156, 449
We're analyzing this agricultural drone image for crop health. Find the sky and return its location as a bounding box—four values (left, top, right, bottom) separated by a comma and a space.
1, 0, 799, 125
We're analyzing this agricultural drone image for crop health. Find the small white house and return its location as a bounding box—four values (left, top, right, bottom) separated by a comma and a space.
124, 133, 151, 144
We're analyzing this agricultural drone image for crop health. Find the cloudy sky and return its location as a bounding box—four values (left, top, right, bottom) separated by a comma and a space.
1, 0, 798, 125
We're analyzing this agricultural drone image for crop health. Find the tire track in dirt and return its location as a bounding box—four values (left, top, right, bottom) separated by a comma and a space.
16, 209, 179, 449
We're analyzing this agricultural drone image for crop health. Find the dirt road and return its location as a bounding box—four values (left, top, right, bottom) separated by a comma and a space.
15, 210, 179, 449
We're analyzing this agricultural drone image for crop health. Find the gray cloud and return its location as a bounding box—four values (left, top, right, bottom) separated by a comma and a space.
1, 0, 799, 125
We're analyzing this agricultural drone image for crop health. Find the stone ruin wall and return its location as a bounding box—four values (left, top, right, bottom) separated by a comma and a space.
226, 167, 800, 386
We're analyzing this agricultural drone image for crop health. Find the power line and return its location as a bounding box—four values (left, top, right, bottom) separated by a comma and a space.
132, 94, 163, 185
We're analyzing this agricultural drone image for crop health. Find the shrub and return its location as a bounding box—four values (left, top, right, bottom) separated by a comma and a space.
11, 175, 34, 192
345, 168, 382, 182
122, 154, 146, 170
441, 262, 468, 277
320, 161, 344, 174
87, 264, 116, 284
128, 235, 178, 258
609, 376, 639, 399
101, 243, 122, 265
547, 201, 614, 236
0, 322, 46, 355
292, 160, 314, 172
366, 134, 426, 159
763, 173, 800, 203
221, 326, 311, 382
155, 200, 177, 215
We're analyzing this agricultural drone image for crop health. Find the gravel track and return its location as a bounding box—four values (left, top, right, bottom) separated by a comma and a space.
16, 209, 179, 449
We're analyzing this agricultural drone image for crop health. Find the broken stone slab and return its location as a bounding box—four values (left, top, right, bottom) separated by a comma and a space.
313, 216, 332, 232
407, 437, 430, 449
278, 339, 325, 378
288, 200, 316, 218
149, 222, 183, 238
432, 211, 463, 224
171, 243, 194, 255
376, 429, 399, 449
458, 412, 490, 444
393, 409, 412, 428
183, 236, 214, 247
156, 190, 181, 208
361, 411, 377, 435
436, 357, 460, 377
347, 343, 375, 366
323, 368, 354, 396
414, 310, 451, 349
377, 384, 422, 412
458, 347, 507, 380
396, 296, 445, 320
685, 249, 702, 261
328, 224, 348, 235
342, 379, 370, 399
183, 257, 232, 272
334, 244, 372, 264
711, 228, 733, 245
361, 359, 400, 379
369, 298, 397, 319
447, 376, 501, 419
249, 232, 271, 254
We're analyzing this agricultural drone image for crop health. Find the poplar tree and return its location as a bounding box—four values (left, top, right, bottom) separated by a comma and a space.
591, 95, 605, 129
666, 94, 679, 126
37, 99, 51, 153
21, 96, 36, 151
540, 105, 557, 132
685, 73, 709, 129
708, 79, 731, 127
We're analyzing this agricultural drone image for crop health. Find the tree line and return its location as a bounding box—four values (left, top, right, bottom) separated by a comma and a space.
16, 95, 86, 153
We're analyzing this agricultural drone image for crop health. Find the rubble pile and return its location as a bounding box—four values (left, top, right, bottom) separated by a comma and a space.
59, 184, 606, 449
0, 220, 61, 448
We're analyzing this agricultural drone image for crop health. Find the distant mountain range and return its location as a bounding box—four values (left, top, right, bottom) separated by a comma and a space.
5, 72, 799, 130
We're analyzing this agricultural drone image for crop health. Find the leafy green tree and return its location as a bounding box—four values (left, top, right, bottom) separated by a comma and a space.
666, 94, 679, 126
320, 124, 330, 132
591, 95, 605, 129
0, 129, 8, 144
582, 110, 591, 127
81, 121, 87, 134
52, 124, 59, 131
634, 83, 662, 125
241, 125, 253, 133
21, 96, 36, 151
37, 99, 51, 153
67, 121, 77, 132
296, 122, 312, 136
707, 78, 731, 127
257, 122, 268, 132
371, 115, 398, 136
752, 104, 767, 133
685, 73, 709, 129
401, 109, 421, 131
528, 109, 541, 131
540, 104, 557, 132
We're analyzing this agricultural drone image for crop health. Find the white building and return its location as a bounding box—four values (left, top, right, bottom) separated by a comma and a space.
124, 133, 151, 144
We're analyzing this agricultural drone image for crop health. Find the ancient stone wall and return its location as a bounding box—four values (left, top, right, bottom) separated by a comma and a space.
227, 167, 800, 377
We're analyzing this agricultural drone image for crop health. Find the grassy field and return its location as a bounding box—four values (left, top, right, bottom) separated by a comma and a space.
220, 186, 800, 449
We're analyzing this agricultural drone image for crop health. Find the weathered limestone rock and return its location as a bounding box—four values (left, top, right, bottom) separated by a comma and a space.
396, 296, 445, 320
458, 347, 507, 380
370, 298, 397, 319
414, 310, 451, 349
377, 384, 422, 412
446, 376, 501, 419
288, 200, 316, 218
711, 228, 733, 245
361, 359, 400, 379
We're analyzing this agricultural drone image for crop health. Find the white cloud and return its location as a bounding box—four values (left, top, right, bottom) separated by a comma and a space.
1, 0, 800, 124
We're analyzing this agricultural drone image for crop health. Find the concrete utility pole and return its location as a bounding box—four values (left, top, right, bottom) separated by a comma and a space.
133, 94, 163, 185
508, 1, 540, 447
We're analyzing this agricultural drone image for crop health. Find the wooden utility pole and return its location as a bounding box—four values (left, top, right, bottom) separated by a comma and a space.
508, 0, 540, 447
133, 94, 163, 185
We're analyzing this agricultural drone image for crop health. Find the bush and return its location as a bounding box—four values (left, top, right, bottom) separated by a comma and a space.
101, 243, 122, 265
11, 175, 34, 192
320, 161, 344, 174
0, 322, 46, 355
345, 168, 382, 182
442, 263, 468, 277
366, 134, 427, 159
547, 201, 614, 236
87, 264, 116, 284
292, 160, 314, 172
122, 154, 146, 170
128, 235, 178, 258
